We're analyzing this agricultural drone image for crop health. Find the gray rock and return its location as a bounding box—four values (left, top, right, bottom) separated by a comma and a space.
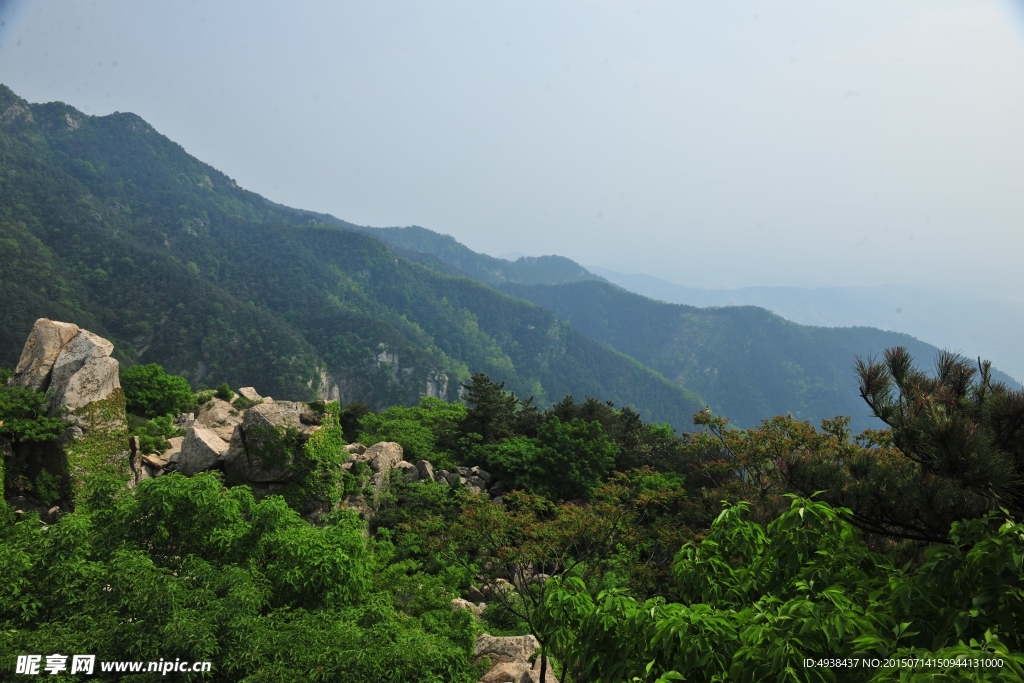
223, 402, 321, 483
237, 386, 262, 402
470, 466, 493, 484
344, 443, 366, 455
51, 356, 121, 417
467, 486, 483, 495
8, 318, 80, 392
451, 598, 486, 620
474, 634, 540, 665
397, 460, 418, 481
174, 412, 196, 430
365, 441, 404, 473
46, 330, 114, 410
479, 662, 532, 683
466, 475, 488, 490
178, 426, 229, 475
195, 398, 242, 430
456, 466, 471, 477
415, 459, 434, 482
488, 480, 509, 497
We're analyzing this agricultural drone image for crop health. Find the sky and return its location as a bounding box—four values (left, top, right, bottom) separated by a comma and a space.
1, 0, 1023, 295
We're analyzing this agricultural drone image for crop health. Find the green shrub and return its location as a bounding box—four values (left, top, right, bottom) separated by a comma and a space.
214, 383, 235, 402
0, 384, 67, 444
121, 363, 195, 418
127, 414, 184, 454
0, 472, 478, 682
232, 394, 260, 410
194, 389, 216, 406
358, 397, 466, 468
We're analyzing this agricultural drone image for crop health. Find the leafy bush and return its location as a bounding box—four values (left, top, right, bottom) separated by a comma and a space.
127, 413, 184, 454
214, 383, 235, 402
121, 363, 195, 419
359, 397, 466, 468
540, 497, 1024, 682
0, 384, 67, 444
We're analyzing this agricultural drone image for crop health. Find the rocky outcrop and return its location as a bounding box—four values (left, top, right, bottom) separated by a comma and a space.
223, 400, 322, 484
4, 319, 130, 510
8, 319, 80, 392
195, 398, 243, 441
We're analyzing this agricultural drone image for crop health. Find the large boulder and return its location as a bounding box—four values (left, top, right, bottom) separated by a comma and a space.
51, 356, 121, 418
223, 401, 321, 483
46, 330, 116, 414
178, 426, 229, 476
7, 319, 80, 392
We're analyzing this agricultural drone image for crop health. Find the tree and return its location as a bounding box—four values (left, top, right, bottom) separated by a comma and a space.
443, 491, 631, 683
458, 373, 542, 448
121, 363, 195, 418
477, 416, 618, 502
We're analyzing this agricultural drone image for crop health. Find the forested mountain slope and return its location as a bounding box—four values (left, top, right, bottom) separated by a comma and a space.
0, 85, 702, 425
501, 281, 1006, 431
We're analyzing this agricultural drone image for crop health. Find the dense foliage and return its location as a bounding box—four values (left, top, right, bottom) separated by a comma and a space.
0, 381, 67, 445
0, 473, 478, 682
540, 498, 1024, 682
121, 363, 196, 419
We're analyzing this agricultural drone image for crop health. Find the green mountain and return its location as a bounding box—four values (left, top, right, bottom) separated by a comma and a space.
0, 85, 702, 426
499, 281, 1008, 431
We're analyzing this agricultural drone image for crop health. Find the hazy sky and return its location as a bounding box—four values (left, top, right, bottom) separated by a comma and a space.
1, 0, 1022, 294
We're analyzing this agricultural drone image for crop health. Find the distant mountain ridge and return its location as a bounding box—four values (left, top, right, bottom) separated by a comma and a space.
589, 267, 1024, 385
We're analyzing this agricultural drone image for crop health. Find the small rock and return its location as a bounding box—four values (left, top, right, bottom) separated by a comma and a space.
466, 475, 488, 490
451, 598, 486, 620
178, 426, 229, 476
467, 585, 487, 603
237, 386, 262, 402
415, 459, 434, 482
492, 496, 504, 505
343, 443, 366, 455
467, 486, 482, 495
196, 398, 242, 430
488, 480, 509, 497
470, 466, 493, 484
44, 506, 64, 525
365, 442, 404, 473
174, 412, 196, 430
397, 460, 418, 481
